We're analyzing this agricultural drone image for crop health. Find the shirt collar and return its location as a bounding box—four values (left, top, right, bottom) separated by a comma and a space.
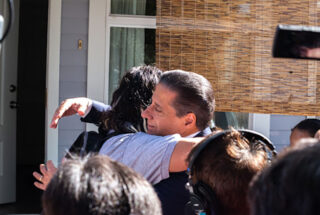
184, 127, 211, 138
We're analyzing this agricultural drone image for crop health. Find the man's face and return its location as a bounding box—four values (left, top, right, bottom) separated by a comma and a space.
290, 128, 311, 146
141, 83, 188, 136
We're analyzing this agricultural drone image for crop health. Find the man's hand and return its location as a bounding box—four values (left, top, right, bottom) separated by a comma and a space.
33, 160, 57, 191
50, 97, 92, 128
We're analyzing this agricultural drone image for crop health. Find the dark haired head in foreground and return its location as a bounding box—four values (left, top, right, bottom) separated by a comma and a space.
249, 140, 320, 215
42, 155, 162, 215
187, 129, 268, 215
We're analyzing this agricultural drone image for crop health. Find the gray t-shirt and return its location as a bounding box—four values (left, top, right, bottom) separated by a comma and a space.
99, 132, 181, 184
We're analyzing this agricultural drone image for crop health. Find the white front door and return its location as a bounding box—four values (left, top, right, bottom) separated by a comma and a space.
0, 0, 19, 204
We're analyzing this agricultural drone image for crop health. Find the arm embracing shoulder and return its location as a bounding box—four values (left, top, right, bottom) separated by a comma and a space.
169, 137, 204, 172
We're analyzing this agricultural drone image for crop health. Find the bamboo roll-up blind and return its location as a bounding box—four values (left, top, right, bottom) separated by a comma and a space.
156, 0, 320, 115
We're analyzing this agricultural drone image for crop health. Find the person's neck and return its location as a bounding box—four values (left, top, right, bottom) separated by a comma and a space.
181, 127, 200, 137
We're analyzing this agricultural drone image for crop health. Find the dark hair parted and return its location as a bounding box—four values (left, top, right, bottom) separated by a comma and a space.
159, 70, 215, 130
42, 155, 162, 215
291, 118, 320, 137
248, 142, 320, 215
187, 129, 268, 215
103, 65, 162, 133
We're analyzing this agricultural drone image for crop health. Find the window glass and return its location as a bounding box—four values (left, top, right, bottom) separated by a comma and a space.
111, 0, 156, 16
214, 112, 249, 129
108, 27, 155, 101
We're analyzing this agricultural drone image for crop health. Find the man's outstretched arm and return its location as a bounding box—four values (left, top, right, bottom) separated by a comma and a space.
169, 137, 204, 172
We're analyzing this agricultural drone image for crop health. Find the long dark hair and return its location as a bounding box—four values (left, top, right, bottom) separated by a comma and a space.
102, 65, 162, 133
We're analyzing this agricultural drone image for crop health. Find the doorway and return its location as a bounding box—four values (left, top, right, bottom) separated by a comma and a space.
0, 0, 48, 213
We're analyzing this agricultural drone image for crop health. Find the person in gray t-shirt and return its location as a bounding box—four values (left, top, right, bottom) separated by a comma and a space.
35, 69, 215, 215
33, 68, 208, 189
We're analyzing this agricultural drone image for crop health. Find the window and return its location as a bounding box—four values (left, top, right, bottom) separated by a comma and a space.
214, 112, 249, 129
106, 0, 156, 102
111, 0, 156, 16
108, 27, 155, 101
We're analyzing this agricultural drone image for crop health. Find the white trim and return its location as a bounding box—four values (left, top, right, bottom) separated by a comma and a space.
249, 113, 271, 138
45, 0, 62, 166
87, 0, 107, 103
107, 16, 156, 28
307, 116, 316, 118
87, 0, 108, 131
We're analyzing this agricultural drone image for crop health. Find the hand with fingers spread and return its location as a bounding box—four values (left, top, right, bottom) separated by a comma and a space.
50, 97, 92, 128
33, 160, 57, 191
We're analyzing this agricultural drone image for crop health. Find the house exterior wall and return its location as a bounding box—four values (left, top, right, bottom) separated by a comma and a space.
55, 1, 311, 160
58, 0, 89, 161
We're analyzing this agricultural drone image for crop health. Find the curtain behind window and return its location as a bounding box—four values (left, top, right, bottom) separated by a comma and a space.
109, 1, 147, 102
109, 27, 145, 102
112, 0, 146, 14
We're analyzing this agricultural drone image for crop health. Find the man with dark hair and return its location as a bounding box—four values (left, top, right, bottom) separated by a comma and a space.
141, 70, 214, 136
39, 69, 215, 215
290, 118, 320, 146
186, 129, 269, 215
248, 140, 320, 215
42, 155, 162, 215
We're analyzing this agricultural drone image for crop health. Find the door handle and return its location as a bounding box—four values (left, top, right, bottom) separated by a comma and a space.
9, 84, 16, 92
10, 101, 18, 109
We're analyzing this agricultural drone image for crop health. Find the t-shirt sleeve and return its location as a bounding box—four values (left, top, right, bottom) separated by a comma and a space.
121, 133, 181, 185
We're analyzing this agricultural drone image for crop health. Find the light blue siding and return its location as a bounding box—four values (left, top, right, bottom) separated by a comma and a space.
58, 0, 89, 161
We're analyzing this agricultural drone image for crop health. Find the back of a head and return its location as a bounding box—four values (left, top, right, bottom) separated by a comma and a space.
159, 70, 215, 130
188, 130, 268, 215
249, 141, 320, 215
42, 155, 162, 215
104, 65, 162, 133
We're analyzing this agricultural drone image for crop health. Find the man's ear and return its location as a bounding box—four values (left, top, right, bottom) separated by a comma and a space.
185, 113, 197, 127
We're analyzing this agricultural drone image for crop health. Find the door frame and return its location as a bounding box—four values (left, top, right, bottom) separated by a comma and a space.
45, 0, 61, 165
